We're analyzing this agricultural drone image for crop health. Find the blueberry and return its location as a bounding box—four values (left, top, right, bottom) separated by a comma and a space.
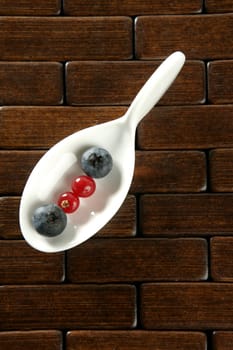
32, 204, 67, 237
81, 147, 113, 178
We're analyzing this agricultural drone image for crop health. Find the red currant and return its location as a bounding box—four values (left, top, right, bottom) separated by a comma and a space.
72, 175, 96, 198
57, 192, 80, 214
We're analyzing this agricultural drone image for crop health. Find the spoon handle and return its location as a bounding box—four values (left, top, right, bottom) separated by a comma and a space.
124, 51, 185, 129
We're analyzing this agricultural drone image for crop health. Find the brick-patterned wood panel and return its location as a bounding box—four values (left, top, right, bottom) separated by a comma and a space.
0, 195, 135, 239
66, 330, 207, 350
140, 194, 233, 236
135, 14, 233, 59
0, 63, 63, 105
0, 1, 232, 349
0, 285, 136, 330
131, 151, 206, 193
208, 61, 233, 104
137, 105, 233, 150
213, 332, 233, 350
0, 241, 64, 283
211, 237, 233, 282
0, 106, 127, 149
64, 0, 203, 15
206, 0, 233, 13
0, 331, 62, 350
67, 238, 208, 282
0, 17, 132, 61
0, 0, 61, 15
141, 283, 233, 329
0, 151, 44, 194
210, 149, 233, 192
66, 61, 205, 105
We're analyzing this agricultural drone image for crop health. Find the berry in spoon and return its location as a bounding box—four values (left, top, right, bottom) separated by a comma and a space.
32, 204, 67, 237
81, 147, 113, 178
58, 192, 80, 213
72, 175, 96, 197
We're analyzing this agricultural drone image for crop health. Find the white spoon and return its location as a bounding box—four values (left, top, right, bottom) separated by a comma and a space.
19, 51, 185, 253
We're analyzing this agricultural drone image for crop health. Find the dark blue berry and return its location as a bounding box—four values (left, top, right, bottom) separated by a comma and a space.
32, 204, 67, 237
81, 147, 113, 178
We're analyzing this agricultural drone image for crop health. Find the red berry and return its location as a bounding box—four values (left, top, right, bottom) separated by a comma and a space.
57, 192, 80, 214
72, 175, 96, 198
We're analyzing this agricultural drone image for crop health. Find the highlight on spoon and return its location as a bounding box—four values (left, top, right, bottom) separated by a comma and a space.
19, 51, 186, 253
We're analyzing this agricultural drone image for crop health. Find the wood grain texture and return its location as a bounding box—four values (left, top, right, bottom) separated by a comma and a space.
135, 14, 233, 59
213, 332, 233, 350
210, 149, 233, 192
208, 61, 233, 104
0, 106, 127, 149
131, 151, 206, 193
0, 331, 62, 350
137, 105, 233, 149
0, 63, 63, 105
0, 17, 132, 61
0, 241, 64, 284
0, 197, 20, 239
0, 195, 135, 239
64, 0, 202, 15
0, 151, 43, 194
66, 330, 206, 350
211, 237, 233, 282
141, 283, 233, 329
140, 194, 233, 236
206, 0, 233, 13
0, 285, 136, 330
0, 0, 61, 15
66, 61, 205, 105
67, 238, 208, 282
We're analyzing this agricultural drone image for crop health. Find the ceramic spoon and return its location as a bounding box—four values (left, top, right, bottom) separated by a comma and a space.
19, 51, 185, 253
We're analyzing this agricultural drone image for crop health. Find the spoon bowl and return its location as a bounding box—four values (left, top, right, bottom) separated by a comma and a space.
19, 51, 185, 252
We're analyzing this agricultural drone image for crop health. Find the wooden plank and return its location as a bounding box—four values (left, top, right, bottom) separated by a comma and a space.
66, 61, 205, 105
0, 17, 132, 61
0, 241, 64, 284
137, 105, 233, 150
0, 63, 63, 105
140, 194, 233, 236
67, 238, 208, 282
213, 332, 233, 350
67, 330, 206, 350
0, 195, 135, 239
0, 197, 20, 239
141, 283, 233, 329
131, 151, 206, 193
0, 331, 62, 350
0, 151, 43, 194
0, 106, 127, 149
206, 0, 233, 13
135, 14, 233, 59
64, 0, 202, 15
211, 237, 233, 282
208, 60, 233, 104
0, 285, 136, 330
210, 149, 233, 192
0, 0, 61, 15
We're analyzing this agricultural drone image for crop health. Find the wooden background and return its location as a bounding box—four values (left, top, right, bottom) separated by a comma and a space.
0, 0, 233, 349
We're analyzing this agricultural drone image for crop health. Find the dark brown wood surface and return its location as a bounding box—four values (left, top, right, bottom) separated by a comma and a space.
67, 330, 206, 349
135, 14, 233, 59
0, 1, 232, 349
